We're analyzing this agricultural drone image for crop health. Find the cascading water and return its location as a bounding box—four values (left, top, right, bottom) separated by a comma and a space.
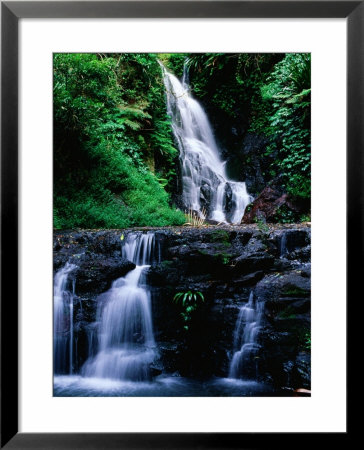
81, 232, 158, 381
280, 232, 288, 258
161, 62, 252, 224
54, 262, 77, 374
229, 291, 264, 379
53, 234, 279, 397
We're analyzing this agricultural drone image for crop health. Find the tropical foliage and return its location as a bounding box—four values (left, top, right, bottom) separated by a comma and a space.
186, 52, 311, 200
259, 53, 311, 198
54, 53, 184, 229
54, 52, 310, 229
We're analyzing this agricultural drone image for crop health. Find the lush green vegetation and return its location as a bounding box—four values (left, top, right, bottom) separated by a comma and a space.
54, 53, 184, 229
54, 52, 310, 229
186, 53, 311, 201
259, 53, 311, 199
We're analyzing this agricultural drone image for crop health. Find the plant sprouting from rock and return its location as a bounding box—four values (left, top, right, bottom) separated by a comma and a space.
173, 290, 205, 331
254, 216, 270, 234
184, 208, 207, 227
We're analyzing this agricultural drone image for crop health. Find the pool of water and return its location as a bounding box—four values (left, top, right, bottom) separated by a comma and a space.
54, 375, 286, 397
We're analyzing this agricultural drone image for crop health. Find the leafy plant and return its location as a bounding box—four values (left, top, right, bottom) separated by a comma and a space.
158, 53, 188, 78
300, 214, 311, 223
254, 217, 270, 234
209, 230, 230, 246
298, 329, 311, 351
173, 290, 204, 305
53, 53, 185, 229
304, 331, 311, 350
274, 204, 296, 224
173, 290, 205, 331
214, 252, 232, 265
258, 53, 311, 200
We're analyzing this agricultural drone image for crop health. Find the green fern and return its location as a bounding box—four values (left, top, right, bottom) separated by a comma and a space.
172, 290, 205, 332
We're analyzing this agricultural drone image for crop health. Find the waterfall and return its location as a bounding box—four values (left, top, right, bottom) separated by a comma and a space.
69, 278, 76, 374
280, 232, 288, 257
82, 232, 158, 382
161, 62, 252, 224
54, 262, 77, 374
229, 291, 264, 379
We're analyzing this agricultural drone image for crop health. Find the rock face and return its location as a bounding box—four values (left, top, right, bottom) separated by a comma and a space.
54, 231, 136, 295
225, 133, 272, 196
242, 179, 310, 224
53, 225, 311, 390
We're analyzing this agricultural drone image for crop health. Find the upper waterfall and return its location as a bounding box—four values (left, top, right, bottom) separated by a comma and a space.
161, 62, 252, 224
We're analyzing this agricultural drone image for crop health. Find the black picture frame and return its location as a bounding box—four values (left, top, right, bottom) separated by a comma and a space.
1, 1, 357, 448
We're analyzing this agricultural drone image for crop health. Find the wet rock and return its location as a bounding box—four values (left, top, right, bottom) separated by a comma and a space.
224, 183, 233, 213
242, 180, 309, 224
150, 361, 164, 378
222, 132, 271, 196
233, 230, 253, 247
285, 246, 311, 263
250, 267, 311, 389
74, 256, 135, 295
233, 254, 275, 275
294, 352, 311, 389
242, 185, 287, 223
200, 183, 211, 209
278, 229, 310, 252
230, 271, 265, 287
157, 342, 183, 374
300, 264, 311, 278
205, 218, 222, 225
255, 271, 310, 304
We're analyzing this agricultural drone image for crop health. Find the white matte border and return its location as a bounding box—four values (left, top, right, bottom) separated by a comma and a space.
19, 18, 346, 433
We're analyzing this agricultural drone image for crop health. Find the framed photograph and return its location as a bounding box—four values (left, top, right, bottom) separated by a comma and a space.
1, 1, 357, 448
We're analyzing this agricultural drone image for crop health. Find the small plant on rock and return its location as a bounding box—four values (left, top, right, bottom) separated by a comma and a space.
173, 290, 205, 331
254, 216, 269, 234
184, 207, 207, 227
303, 330, 311, 350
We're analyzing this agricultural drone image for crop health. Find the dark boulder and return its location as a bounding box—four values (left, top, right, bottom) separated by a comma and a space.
74, 256, 135, 295
231, 234, 275, 274
277, 229, 311, 259
242, 179, 309, 224
223, 133, 271, 195
254, 270, 311, 389
200, 183, 211, 210
224, 183, 233, 214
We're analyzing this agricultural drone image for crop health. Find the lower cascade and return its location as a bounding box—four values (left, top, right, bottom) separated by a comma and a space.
54, 262, 77, 374
53, 227, 311, 397
161, 62, 252, 224
229, 291, 264, 380
81, 232, 158, 381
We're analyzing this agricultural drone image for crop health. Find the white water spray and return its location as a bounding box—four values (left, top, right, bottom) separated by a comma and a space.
54, 262, 77, 374
229, 291, 264, 379
161, 62, 252, 224
82, 232, 158, 381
